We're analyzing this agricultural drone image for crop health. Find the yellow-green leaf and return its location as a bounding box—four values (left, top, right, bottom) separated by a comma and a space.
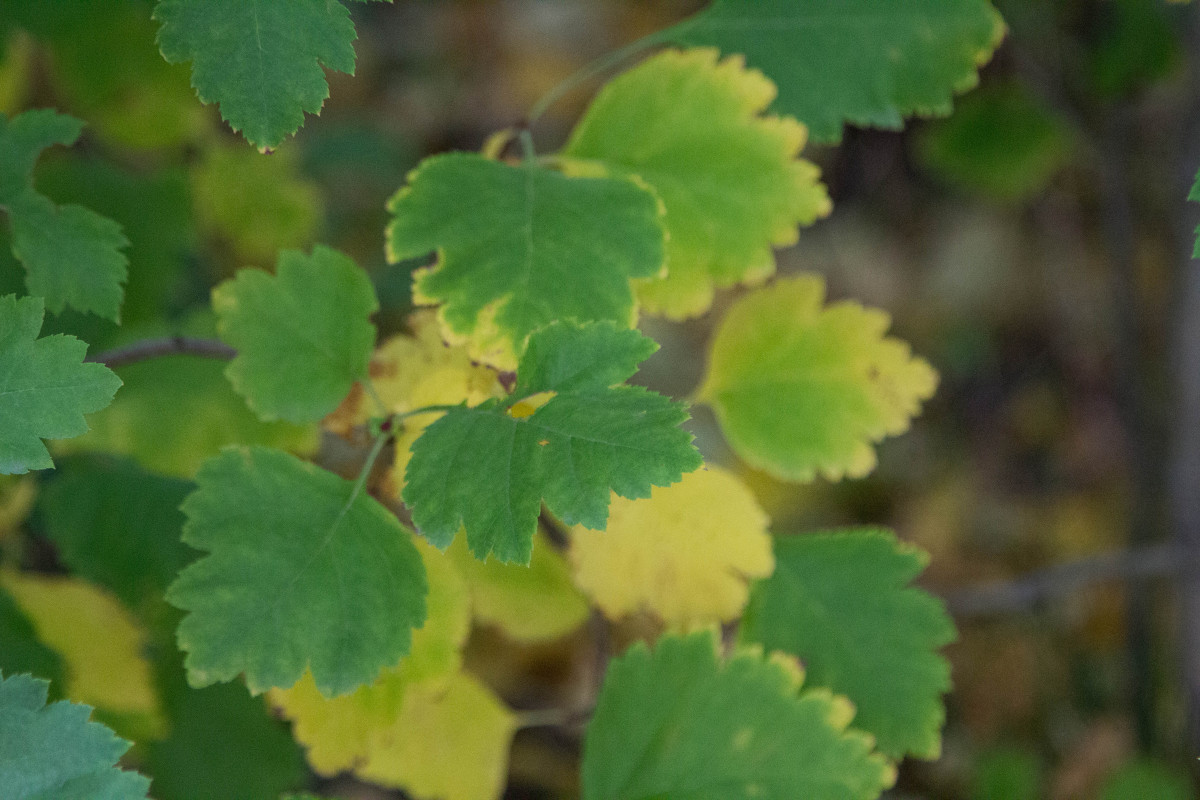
699, 275, 937, 481
570, 466, 773, 626
564, 48, 830, 319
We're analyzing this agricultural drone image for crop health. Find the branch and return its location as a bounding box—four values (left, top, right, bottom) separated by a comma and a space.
87, 336, 236, 369
945, 543, 1194, 619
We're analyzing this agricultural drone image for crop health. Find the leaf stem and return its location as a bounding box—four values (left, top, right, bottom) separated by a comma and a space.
519, 129, 537, 164
346, 430, 391, 508
362, 376, 389, 418
526, 31, 667, 125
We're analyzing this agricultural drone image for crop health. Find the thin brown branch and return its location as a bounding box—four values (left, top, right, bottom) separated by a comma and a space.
87, 336, 236, 369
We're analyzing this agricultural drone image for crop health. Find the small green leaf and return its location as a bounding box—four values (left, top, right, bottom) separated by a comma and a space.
582, 631, 895, 800
386, 153, 665, 369
740, 529, 956, 760
0, 110, 128, 320
0, 294, 121, 474
213, 246, 379, 423
154, 0, 387, 149
662, 0, 1006, 143
167, 446, 427, 696
403, 321, 700, 564
0, 671, 151, 799
564, 48, 830, 319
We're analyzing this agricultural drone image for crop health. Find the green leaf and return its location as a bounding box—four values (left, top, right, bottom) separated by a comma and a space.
167, 446, 427, 696
1099, 759, 1193, 800
661, 0, 1006, 143
971, 746, 1042, 800
154, 0, 388, 149
699, 275, 937, 481
740, 529, 956, 760
213, 246, 379, 423
916, 81, 1073, 201
0, 110, 128, 320
386, 153, 665, 369
0, 588, 66, 690
0, 294, 121, 474
563, 48, 830, 319
0, 671, 151, 799
38, 456, 196, 610
582, 631, 895, 800
403, 321, 701, 564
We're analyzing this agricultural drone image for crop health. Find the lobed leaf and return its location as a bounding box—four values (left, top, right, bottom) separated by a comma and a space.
564, 48, 830, 319
386, 153, 665, 369
403, 321, 701, 563
570, 465, 774, 626
582, 631, 895, 800
699, 275, 937, 481
0, 110, 128, 320
0, 294, 121, 475
740, 529, 956, 760
662, 0, 1006, 143
213, 246, 379, 423
0, 671, 150, 800
167, 446, 427, 696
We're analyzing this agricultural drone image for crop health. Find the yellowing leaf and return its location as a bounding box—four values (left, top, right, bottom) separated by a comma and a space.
0, 572, 160, 729
0, 476, 35, 538
270, 541, 470, 775
700, 275, 937, 481
447, 533, 588, 642
358, 671, 517, 800
564, 49, 830, 319
570, 466, 773, 626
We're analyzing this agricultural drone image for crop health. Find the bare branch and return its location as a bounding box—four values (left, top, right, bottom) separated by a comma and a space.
87, 336, 236, 369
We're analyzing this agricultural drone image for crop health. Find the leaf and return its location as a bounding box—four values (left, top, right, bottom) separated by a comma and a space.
192, 145, 322, 265
582, 631, 895, 800
0, 110, 128, 319
446, 532, 588, 642
563, 48, 830, 319
167, 446, 428, 696
57, 341, 316, 478
356, 671, 517, 800
0, 572, 162, 734
38, 456, 196, 610
154, 0, 388, 149
386, 153, 665, 369
740, 529, 956, 760
213, 246, 379, 423
662, 0, 1006, 143
403, 321, 701, 563
972, 746, 1042, 800
570, 465, 774, 626
1099, 759, 1193, 800
699, 275, 937, 481
270, 541, 470, 775
0, 671, 151, 800
0, 294, 121, 475
0, 586, 66, 690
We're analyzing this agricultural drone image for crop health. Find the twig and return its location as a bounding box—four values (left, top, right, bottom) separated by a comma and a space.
945, 543, 1194, 619
87, 336, 236, 368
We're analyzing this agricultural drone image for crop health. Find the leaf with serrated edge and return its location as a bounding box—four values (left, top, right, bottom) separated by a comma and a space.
564, 48, 830, 319
699, 275, 937, 481
213, 246, 379, 423
583, 631, 894, 800
662, 0, 1006, 143
270, 540, 470, 775
0, 671, 151, 800
0, 110, 128, 320
741, 529, 956, 760
386, 153, 665, 370
167, 446, 427, 696
403, 321, 701, 564
0, 294, 121, 475
154, 0, 390, 149
570, 465, 773, 627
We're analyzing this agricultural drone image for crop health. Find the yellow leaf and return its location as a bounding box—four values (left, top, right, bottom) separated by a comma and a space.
0, 571, 161, 730
270, 539, 470, 775
447, 532, 588, 642
0, 476, 36, 539
569, 466, 774, 626
358, 670, 517, 800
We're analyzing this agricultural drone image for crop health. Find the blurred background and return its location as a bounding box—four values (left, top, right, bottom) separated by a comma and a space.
1, 0, 1199, 797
